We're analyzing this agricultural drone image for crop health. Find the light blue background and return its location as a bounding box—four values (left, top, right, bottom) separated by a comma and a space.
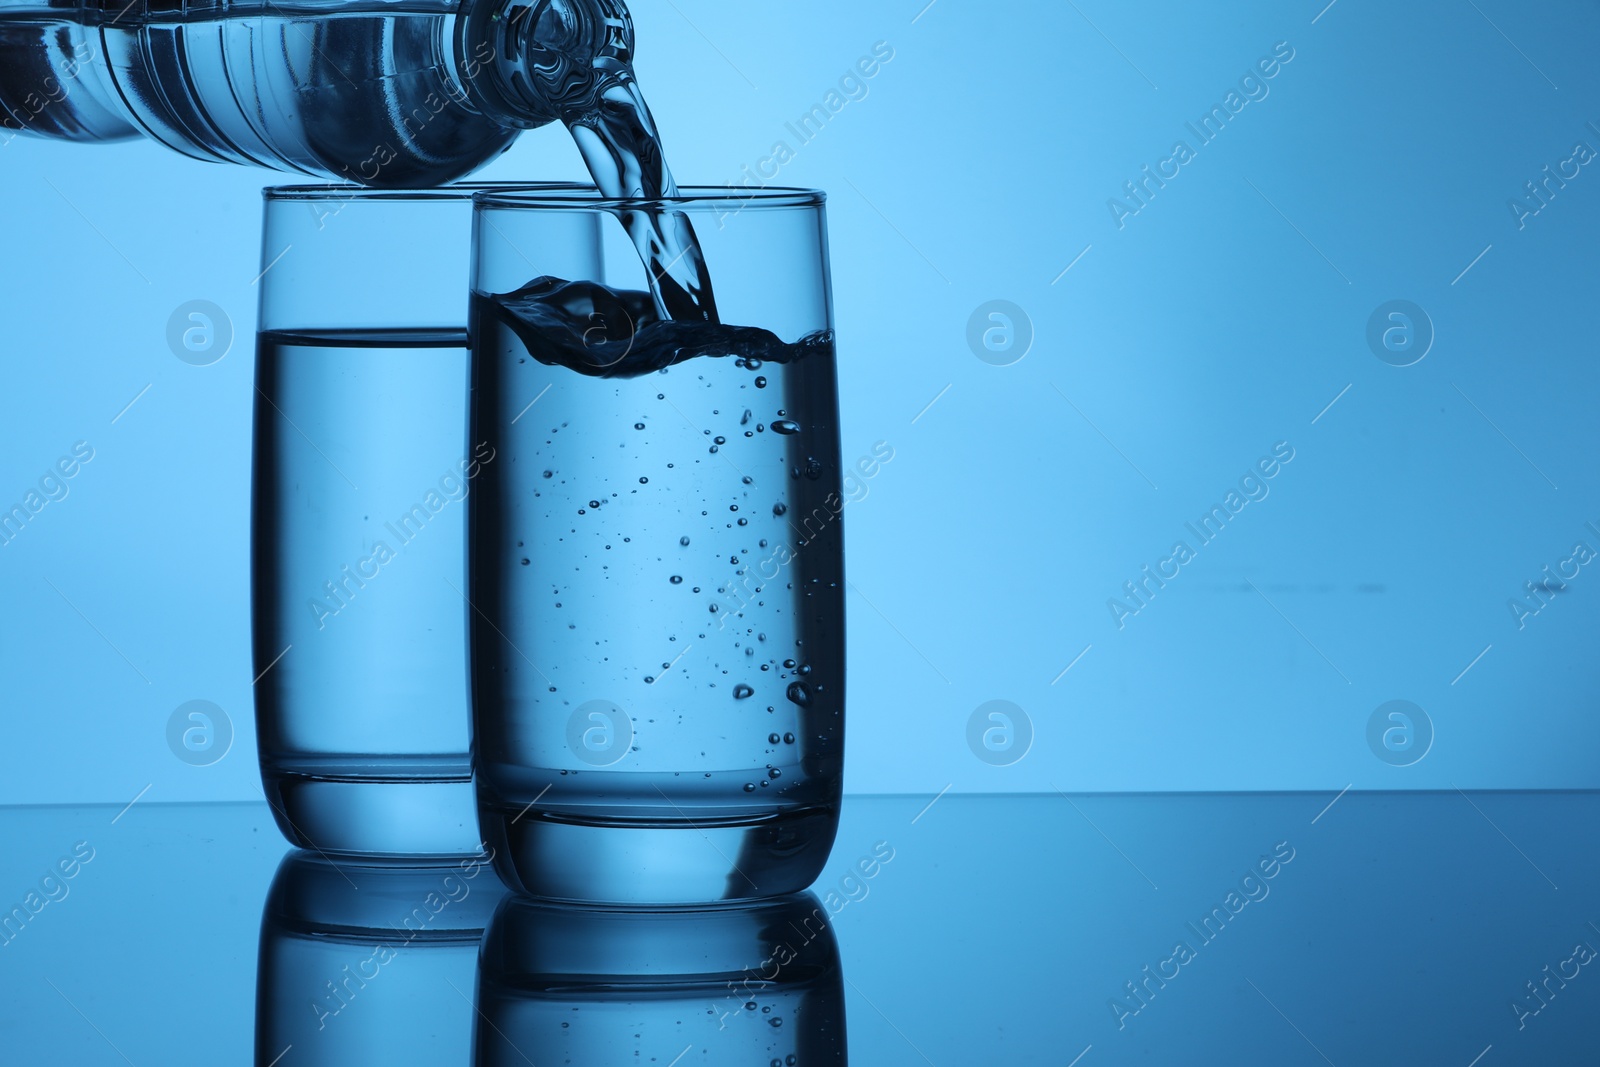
2, 0, 1598, 803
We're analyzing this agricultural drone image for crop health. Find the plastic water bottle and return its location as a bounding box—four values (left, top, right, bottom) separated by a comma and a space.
1, 0, 720, 327
0, 0, 637, 187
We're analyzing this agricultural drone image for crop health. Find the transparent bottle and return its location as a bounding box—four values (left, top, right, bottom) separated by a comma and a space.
0, 0, 634, 186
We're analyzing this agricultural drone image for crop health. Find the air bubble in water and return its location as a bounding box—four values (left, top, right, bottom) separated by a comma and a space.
771, 419, 800, 435
786, 681, 811, 707
733, 684, 755, 699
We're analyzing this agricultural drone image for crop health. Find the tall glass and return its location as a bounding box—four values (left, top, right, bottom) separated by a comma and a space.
468, 187, 844, 902
253, 184, 583, 856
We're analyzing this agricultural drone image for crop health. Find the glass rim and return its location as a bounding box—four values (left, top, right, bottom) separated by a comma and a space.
472, 185, 826, 211
262, 181, 598, 203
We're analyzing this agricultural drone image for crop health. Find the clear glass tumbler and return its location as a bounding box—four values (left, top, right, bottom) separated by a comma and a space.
253, 184, 582, 856
468, 186, 844, 903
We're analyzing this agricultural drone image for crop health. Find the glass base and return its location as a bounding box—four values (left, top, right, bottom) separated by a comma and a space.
263, 769, 482, 857
481, 803, 840, 905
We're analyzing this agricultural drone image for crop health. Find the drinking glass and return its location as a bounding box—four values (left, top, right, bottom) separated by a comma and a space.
252, 184, 585, 856
468, 186, 844, 902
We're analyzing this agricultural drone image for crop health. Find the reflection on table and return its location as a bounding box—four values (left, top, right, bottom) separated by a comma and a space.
473, 891, 847, 1065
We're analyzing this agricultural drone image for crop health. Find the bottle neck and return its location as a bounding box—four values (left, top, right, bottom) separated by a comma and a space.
453, 0, 634, 129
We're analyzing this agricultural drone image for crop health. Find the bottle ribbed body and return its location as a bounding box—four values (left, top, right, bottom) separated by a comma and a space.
0, 0, 525, 185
